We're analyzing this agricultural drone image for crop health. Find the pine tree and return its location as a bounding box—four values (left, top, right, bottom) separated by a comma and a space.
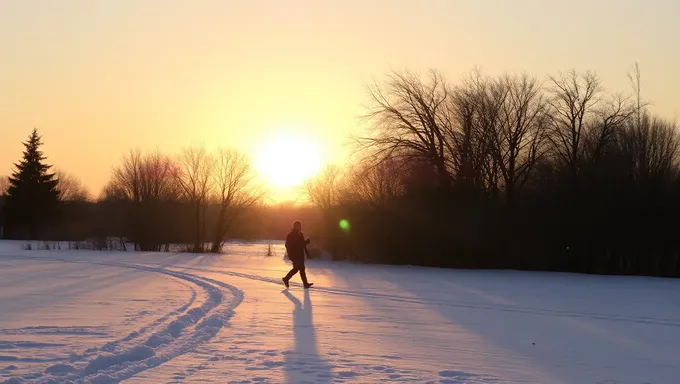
4, 129, 60, 239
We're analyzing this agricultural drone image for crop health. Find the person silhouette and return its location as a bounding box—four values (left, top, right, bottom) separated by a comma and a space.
282, 220, 313, 288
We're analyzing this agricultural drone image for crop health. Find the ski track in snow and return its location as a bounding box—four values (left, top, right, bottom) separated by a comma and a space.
0, 254, 244, 384
2, 242, 680, 383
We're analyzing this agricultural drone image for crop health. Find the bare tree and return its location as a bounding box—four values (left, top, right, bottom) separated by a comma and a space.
582, 93, 635, 168
104, 149, 181, 251
546, 70, 605, 189
629, 63, 644, 131
0, 175, 9, 196
55, 169, 91, 202
446, 70, 504, 194
341, 159, 405, 205
176, 146, 214, 252
209, 148, 261, 253
492, 74, 549, 203
615, 63, 679, 183
305, 165, 343, 209
106, 149, 180, 202
358, 69, 453, 188
619, 113, 680, 184
103, 150, 143, 202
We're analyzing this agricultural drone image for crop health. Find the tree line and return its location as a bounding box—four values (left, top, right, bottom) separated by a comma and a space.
305, 65, 680, 277
3, 65, 680, 278
0, 130, 269, 252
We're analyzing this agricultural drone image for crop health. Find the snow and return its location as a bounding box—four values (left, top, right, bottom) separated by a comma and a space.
1, 241, 679, 383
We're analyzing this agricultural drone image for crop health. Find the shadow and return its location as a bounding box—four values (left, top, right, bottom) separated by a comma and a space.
368, 267, 680, 383
282, 290, 333, 384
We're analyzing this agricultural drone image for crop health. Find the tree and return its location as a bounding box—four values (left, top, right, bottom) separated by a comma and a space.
619, 64, 678, 184
105, 149, 180, 203
209, 148, 261, 253
0, 176, 9, 196
359, 69, 454, 188
3, 129, 60, 238
341, 159, 405, 205
55, 169, 91, 202
176, 145, 214, 252
446, 70, 499, 192
492, 74, 549, 203
305, 165, 342, 209
546, 70, 633, 190
104, 149, 181, 251
546, 70, 603, 190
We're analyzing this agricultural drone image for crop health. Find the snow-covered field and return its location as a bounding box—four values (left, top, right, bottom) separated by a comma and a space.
1, 241, 679, 384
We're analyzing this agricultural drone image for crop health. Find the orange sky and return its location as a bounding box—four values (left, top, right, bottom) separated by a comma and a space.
1, 0, 679, 201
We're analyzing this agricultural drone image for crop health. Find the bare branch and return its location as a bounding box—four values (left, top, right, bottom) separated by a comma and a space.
490, 73, 550, 201
209, 147, 262, 252
359, 69, 453, 187
546, 70, 605, 186
55, 169, 91, 202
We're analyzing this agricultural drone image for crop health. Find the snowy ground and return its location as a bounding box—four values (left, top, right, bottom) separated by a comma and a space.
0, 241, 679, 383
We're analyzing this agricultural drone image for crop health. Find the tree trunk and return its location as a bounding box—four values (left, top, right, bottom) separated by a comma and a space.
210, 204, 228, 253
193, 202, 202, 252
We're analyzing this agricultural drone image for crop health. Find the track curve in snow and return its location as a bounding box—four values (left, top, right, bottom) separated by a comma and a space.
0, 255, 245, 384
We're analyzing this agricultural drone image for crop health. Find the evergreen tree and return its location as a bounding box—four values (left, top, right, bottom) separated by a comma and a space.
4, 129, 60, 238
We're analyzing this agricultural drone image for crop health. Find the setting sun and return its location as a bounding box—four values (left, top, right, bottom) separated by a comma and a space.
255, 132, 323, 188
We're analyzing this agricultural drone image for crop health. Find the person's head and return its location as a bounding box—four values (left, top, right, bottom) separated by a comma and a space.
292, 220, 302, 232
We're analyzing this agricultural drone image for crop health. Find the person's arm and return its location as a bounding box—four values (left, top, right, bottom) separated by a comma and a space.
285, 233, 292, 255
303, 235, 310, 259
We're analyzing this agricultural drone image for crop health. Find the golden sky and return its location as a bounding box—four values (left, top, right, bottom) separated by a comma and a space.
1, 0, 679, 201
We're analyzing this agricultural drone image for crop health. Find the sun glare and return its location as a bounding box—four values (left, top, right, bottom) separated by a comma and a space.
255, 133, 323, 188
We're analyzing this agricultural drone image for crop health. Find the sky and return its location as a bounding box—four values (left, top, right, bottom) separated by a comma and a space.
1, 0, 679, 201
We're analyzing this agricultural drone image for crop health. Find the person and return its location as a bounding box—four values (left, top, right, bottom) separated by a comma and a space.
282, 220, 313, 288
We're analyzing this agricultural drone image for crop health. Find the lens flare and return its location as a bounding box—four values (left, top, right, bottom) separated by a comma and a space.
339, 219, 351, 232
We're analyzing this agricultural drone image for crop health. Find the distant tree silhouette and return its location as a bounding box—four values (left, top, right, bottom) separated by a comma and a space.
304, 66, 680, 277
209, 148, 261, 253
176, 145, 214, 252
546, 70, 603, 191
305, 166, 342, 210
359, 69, 454, 188
55, 169, 91, 202
0, 176, 9, 196
546, 71, 634, 191
3, 129, 60, 239
340, 159, 405, 205
492, 74, 549, 204
0, 176, 8, 238
103, 149, 181, 251
104, 149, 181, 203
448, 70, 500, 193
6, 65, 680, 278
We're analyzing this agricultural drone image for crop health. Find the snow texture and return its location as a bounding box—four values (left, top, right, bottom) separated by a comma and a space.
1, 240, 679, 383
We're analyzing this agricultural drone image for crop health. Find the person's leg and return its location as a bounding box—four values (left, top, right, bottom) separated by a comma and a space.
284, 267, 298, 281
299, 266, 309, 285
284, 256, 303, 284
283, 267, 299, 287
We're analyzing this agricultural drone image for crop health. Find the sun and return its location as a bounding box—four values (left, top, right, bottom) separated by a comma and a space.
255, 133, 323, 188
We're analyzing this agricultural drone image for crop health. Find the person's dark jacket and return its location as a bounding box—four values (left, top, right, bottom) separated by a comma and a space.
285, 230, 309, 261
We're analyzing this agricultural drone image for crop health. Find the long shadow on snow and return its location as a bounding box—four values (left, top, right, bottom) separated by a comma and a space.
368, 266, 680, 383
282, 290, 333, 384
152, 258, 680, 382
169, 262, 680, 327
